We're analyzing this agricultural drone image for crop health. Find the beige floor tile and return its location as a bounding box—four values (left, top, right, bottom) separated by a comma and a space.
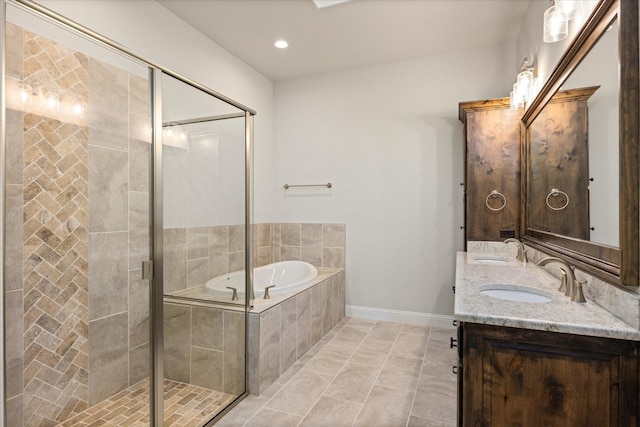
358, 336, 395, 354
423, 347, 457, 365
265, 369, 333, 416
353, 385, 414, 427
367, 322, 404, 341
345, 318, 377, 331
411, 376, 457, 424
323, 361, 380, 403
299, 396, 362, 427
391, 332, 429, 359
401, 324, 432, 336
215, 395, 270, 427
384, 354, 423, 374
336, 324, 369, 342
349, 347, 388, 367
426, 328, 456, 350
304, 350, 349, 375
376, 366, 419, 392
321, 336, 362, 356
407, 414, 456, 427
244, 407, 302, 427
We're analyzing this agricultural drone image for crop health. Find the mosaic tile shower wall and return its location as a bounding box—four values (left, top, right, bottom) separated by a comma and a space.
20, 29, 91, 425
5, 24, 152, 426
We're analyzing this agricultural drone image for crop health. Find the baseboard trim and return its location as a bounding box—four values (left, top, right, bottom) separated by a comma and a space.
346, 305, 455, 329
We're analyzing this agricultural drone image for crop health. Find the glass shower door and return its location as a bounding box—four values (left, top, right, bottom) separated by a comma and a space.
157, 72, 249, 425
4, 3, 153, 425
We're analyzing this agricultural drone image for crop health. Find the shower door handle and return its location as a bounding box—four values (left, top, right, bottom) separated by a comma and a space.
142, 260, 154, 280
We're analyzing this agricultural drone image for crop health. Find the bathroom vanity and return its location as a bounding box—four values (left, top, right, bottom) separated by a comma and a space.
454, 253, 640, 426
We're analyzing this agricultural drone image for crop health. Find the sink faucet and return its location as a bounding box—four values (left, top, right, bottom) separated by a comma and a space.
536, 257, 585, 302
503, 238, 527, 262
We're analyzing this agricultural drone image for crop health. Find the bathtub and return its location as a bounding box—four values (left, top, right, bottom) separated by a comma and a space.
205, 260, 318, 299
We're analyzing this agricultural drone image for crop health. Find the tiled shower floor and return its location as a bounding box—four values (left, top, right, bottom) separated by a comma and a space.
57, 379, 236, 427
217, 317, 458, 427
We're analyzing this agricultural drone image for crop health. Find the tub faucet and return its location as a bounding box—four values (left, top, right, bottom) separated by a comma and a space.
536, 257, 585, 302
503, 238, 527, 262
264, 284, 276, 300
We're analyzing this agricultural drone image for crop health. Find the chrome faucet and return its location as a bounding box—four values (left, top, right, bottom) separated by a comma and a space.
503, 238, 527, 262
536, 257, 586, 302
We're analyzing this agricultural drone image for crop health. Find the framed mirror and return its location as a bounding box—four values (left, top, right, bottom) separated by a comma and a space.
522, 0, 639, 286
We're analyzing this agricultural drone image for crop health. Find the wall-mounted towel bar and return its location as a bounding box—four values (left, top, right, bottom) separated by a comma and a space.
283, 183, 332, 190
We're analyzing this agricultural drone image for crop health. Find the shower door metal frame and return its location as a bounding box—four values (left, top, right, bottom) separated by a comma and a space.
0, 0, 7, 418
1, 1, 256, 425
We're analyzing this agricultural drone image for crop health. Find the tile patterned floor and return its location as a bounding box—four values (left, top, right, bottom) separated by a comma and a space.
57, 379, 236, 427
217, 317, 458, 427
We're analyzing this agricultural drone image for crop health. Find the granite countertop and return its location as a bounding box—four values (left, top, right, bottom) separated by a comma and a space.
454, 251, 640, 341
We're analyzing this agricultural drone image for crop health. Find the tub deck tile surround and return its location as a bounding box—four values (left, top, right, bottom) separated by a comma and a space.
248, 269, 346, 395
217, 317, 457, 427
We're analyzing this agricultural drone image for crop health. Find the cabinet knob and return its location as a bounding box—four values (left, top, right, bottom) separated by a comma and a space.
450, 337, 458, 348
452, 286, 456, 294
452, 320, 458, 327
452, 365, 458, 375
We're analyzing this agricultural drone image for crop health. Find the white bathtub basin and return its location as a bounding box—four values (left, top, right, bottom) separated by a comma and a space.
205, 260, 318, 299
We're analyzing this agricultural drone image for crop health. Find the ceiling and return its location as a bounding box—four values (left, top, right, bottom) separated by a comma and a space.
158, 0, 531, 82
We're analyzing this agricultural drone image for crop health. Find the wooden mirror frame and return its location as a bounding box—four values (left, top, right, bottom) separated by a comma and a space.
521, 0, 639, 286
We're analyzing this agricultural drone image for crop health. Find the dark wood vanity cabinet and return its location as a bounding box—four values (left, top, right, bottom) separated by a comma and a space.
458, 322, 639, 426
459, 99, 522, 243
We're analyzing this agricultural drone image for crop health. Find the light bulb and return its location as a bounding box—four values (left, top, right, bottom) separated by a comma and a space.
17, 82, 32, 105
274, 40, 288, 49
544, 4, 568, 43
556, 0, 581, 20
72, 102, 84, 117
45, 92, 60, 112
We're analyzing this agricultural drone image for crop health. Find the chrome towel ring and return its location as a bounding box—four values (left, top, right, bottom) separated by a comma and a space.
485, 190, 507, 211
546, 188, 569, 211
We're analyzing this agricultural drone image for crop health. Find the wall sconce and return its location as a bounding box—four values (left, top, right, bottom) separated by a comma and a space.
510, 58, 539, 110
544, 0, 583, 43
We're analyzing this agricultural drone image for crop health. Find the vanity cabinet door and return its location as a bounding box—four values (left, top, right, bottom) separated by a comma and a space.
461, 322, 639, 426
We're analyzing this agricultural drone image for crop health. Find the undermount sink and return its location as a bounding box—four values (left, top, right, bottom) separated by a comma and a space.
471, 256, 512, 264
480, 284, 553, 303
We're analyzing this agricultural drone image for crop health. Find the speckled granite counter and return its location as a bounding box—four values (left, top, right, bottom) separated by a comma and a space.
454, 251, 640, 341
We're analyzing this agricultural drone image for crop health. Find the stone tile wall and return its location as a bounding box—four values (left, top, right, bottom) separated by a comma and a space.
247, 270, 346, 395
86, 58, 151, 406
4, 24, 152, 425
274, 223, 346, 269
164, 225, 246, 294
163, 302, 246, 395
163, 222, 346, 296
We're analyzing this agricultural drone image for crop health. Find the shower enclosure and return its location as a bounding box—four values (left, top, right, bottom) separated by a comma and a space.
1, 1, 254, 425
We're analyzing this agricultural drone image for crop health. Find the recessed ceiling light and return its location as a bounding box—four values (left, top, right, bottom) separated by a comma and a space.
274, 40, 289, 49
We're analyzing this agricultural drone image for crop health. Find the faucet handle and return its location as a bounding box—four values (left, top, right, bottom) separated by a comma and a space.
264, 284, 276, 300
226, 286, 239, 301
558, 270, 567, 293
571, 280, 587, 303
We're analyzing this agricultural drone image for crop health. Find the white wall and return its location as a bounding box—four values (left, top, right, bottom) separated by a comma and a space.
35, 0, 276, 223
274, 44, 514, 317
